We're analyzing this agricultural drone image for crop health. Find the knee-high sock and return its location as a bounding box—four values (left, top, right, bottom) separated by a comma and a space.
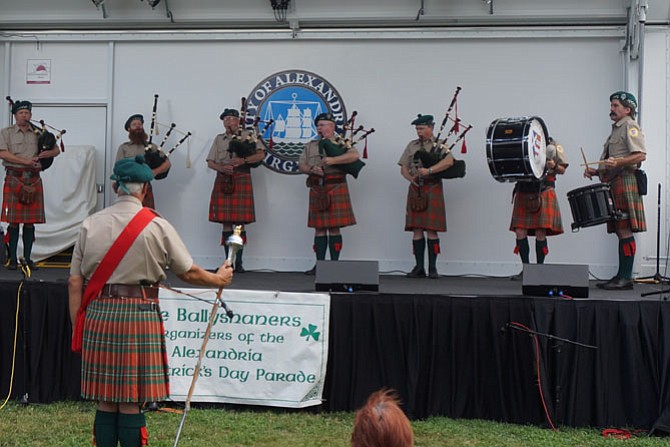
329, 235, 342, 261
22, 225, 35, 262
515, 237, 530, 264
117, 413, 147, 447
235, 231, 246, 270
93, 410, 118, 447
314, 236, 328, 261
619, 237, 636, 280
7, 225, 19, 264
427, 239, 440, 270
535, 239, 548, 264
412, 238, 426, 270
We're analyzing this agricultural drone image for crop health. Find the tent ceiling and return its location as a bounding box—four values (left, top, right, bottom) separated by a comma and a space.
0, 0, 668, 31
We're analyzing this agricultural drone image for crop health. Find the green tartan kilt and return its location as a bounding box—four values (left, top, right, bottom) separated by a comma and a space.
209, 172, 256, 224
607, 172, 646, 233
308, 176, 356, 229
509, 187, 564, 236
405, 182, 446, 232
81, 297, 169, 403
1, 174, 45, 224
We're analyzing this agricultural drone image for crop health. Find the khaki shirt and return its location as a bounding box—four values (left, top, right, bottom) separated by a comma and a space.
299, 139, 360, 175
599, 116, 646, 167
116, 142, 159, 161
397, 137, 453, 176
206, 130, 264, 163
0, 125, 38, 168
546, 140, 569, 176
70, 195, 193, 284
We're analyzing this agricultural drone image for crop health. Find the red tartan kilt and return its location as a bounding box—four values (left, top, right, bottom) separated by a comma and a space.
308, 179, 356, 229
209, 172, 256, 224
1, 174, 45, 224
81, 297, 169, 403
607, 173, 646, 233
405, 182, 446, 232
509, 188, 564, 236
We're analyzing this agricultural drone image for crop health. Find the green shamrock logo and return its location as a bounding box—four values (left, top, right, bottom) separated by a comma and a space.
300, 324, 320, 342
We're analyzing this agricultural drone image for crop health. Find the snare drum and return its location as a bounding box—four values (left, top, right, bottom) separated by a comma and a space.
486, 116, 548, 182
567, 183, 616, 230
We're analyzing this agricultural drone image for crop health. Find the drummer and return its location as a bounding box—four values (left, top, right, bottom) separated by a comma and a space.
510, 137, 568, 279
584, 91, 646, 291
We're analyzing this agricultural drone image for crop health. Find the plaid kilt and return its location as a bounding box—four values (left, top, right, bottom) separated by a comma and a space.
1, 174, 45, 224
209, 172, 256, 224
405, 182, 446, 232
81, 297, 169, 403
142, 183, 155, 209
509, 188, 564, 236
308, 176, 356, 229
607, 172, 646, 233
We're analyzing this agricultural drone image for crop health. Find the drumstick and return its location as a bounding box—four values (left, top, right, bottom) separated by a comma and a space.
580, 147, 589, 167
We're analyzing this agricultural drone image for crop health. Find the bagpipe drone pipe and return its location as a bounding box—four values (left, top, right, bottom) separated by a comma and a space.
5, 96, 66, 171
144, 94, 192, 180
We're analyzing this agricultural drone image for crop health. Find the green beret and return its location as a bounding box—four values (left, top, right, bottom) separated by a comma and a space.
314, 112, 336, 124
411, 114, 434, 126
219, 108, 240, 119
11, 100, 32, 115
110, 155, 154, 194
124, 114, 144, 131
610, 91, 637, 110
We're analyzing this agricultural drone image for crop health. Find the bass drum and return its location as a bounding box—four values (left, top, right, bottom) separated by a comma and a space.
486, 116, 548, 182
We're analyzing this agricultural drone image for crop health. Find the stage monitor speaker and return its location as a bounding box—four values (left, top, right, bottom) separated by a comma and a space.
315, 260, 379, 292
522, 263, 589, 298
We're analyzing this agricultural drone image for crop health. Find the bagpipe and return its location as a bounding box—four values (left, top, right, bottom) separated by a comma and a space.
144, 94, 192, 180
227, 97, 273, 169
5, 96, 66, 171
412, 86, 471, 179
318, 111, 375, 179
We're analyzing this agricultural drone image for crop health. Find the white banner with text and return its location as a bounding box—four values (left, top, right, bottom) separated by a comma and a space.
159, 288, 330, 408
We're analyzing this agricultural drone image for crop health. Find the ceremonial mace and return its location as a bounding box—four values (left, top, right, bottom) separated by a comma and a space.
173, 226, 242, 446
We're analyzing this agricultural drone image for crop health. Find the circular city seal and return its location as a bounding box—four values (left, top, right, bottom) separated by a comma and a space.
245, 70, 348, 174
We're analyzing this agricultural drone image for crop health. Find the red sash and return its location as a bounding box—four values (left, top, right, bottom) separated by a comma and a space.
71, 207, 157, 353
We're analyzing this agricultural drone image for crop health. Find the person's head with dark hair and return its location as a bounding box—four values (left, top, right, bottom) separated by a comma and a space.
351, 389, 414, 447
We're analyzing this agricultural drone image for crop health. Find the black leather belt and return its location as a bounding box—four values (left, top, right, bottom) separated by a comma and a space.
99, 284, 159, 299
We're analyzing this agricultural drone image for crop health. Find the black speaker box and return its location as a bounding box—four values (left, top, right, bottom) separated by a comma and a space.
315, 260, 379, 292
522, 263, 589, 298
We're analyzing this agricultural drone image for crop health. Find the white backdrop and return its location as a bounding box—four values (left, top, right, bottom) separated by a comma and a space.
2, 28, 668, 277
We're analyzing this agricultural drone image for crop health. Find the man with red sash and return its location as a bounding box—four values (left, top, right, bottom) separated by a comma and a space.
585, 91, 646, 290
116, 114, 171, 208
68, 155, 233, 447
207, 108, 265, 273
510, 138, 568, 280
0, 100, 60, 270
298, 112, 360, 275
398, 114, 454, 279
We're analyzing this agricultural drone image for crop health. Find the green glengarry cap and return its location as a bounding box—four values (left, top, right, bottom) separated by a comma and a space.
219, 108, 240, 119
314, 112, 336, 124
11, 100, 32, 115
124, 114, 144, 131
610, 91, 637, 110
111, 155, 154, 194
411, 114, 434, 126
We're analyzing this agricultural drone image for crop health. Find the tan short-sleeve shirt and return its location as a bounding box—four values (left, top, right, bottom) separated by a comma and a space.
70, 195, 193, 284
299, 139, 360, 175
0, 125, 39, 168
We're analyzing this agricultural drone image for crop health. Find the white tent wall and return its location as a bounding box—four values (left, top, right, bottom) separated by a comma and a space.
1, 27, 668, 277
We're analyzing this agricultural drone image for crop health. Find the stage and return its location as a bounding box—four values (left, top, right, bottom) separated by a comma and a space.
2, 266, 670, 431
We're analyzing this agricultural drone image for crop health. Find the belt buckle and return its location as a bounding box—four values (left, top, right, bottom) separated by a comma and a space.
138, 302, 157, 312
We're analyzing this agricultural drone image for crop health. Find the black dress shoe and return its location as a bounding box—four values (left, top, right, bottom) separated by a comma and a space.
6, 261, 17, 270
235, 264, 245, 273
304, 266, 316, 276
600, 278, 634, 290
406, 266, 426, 278
25, 260, 38, 271
428, 268, 439, 279
596, 276, 619, 289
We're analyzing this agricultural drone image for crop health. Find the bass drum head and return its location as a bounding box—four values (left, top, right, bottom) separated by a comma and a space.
525, 117, 547, 180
